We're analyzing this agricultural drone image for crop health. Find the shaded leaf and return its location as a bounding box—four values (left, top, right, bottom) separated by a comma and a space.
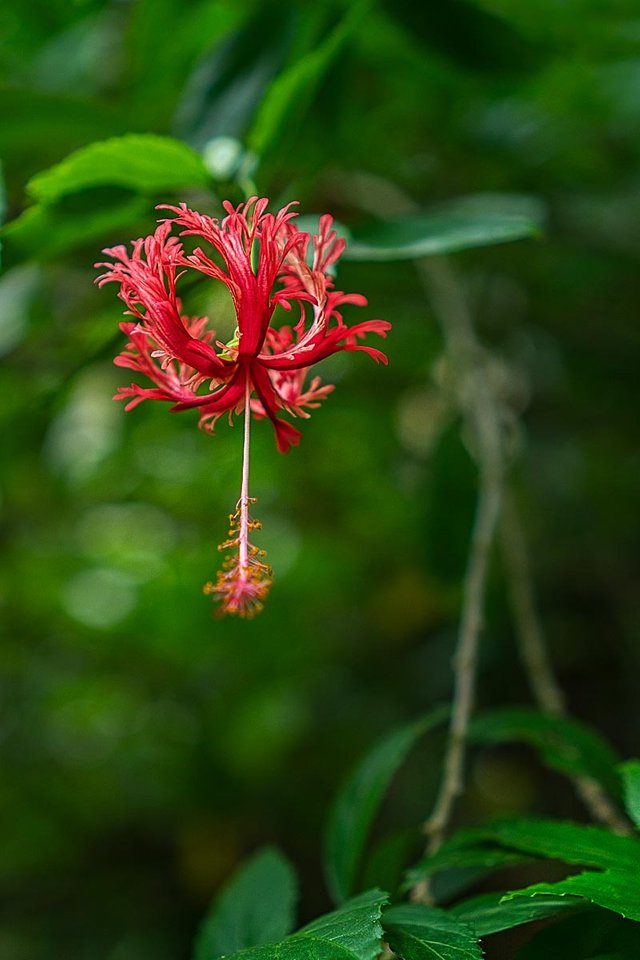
324, 708, 447, 903
469, 708, 622, 799
344, 209, 540, 262
193, 846, 297, 960
381, 0, 537, 75
249, 0, 370, 160
517, 909, 640, 960
173, 3, 292, 148
27, 134, 210, 205
619, 761, 640, 830
450, 890, 583, 936
383, 903, 482, 960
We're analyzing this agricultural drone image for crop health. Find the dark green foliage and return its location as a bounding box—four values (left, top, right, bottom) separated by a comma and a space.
469, 708, 623, 799
324, 709, 447, 903
620, 763, 640, 831
193, 847, 297, 960
345, 207, 542, 261
383, 903, 482, 960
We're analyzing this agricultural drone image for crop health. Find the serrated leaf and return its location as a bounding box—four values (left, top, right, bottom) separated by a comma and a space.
432, 819, 640, 871
324, 708, 448, 904
344, 211, 540, 262
383, 903, 482, 960
299, 889, 387, 960
249, 0, 370, 160
193, 846, 297, 960
215, 889, 388, 960
27, 134, 210, 204
469, 708, 622, 799
450, 890, 583, 935
505, 869, 640, 923
619, 761, 640, 830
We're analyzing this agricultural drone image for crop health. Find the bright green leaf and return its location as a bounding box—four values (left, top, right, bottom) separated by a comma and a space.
450, 890, 583, 935
299, 888, 387, 960
383, 903, 482, 960
432, 818, 640, 871
344, 211, 540, 262
505, 869, 640, 923
193, 846, 298, 960
619, 761, 640, 830
324, 708, 447, 904
469, 708, 622, 799
27, 134, 210, 204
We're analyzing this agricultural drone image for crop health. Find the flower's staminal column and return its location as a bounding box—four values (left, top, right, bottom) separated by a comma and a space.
204, 374, 272, 617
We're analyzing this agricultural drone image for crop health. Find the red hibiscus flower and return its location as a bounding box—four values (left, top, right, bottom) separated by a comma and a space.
96, 197, 390, 617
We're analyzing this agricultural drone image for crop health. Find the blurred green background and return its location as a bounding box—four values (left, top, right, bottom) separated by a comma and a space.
1, 1, 639, 957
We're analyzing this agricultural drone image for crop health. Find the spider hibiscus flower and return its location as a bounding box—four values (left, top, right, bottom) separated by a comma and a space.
96, 197, 390, 617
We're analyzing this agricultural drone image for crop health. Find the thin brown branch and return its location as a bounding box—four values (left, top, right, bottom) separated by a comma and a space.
412, 259, 505, 893
501, 486, 633, 835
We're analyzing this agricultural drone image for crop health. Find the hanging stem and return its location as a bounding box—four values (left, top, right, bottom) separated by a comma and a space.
422, 455, 503, 855
411, 260, 505, 902
501, 486, 633, 835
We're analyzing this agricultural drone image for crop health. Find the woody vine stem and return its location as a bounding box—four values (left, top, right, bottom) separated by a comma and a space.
411, 256, 630, 902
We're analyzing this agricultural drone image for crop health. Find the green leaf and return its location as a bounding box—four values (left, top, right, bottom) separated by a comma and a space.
249, 0, 370, 160
344, 209, 540, 262
324, 708, 448, 904
299, 889, 387, 960
450, 890, 583, 935
505, 869, 640, 923
193, 847, 297, 960
423, 819, 640, 924
214, 889, 388, 960
27, 134, 210, 204
383, 903, 482, 960
620, 761, 640, 830
432, 818, 640, 871
469, 708, 622, 799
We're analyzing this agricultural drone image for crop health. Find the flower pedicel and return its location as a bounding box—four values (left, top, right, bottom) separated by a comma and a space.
96, 198, 390, 617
